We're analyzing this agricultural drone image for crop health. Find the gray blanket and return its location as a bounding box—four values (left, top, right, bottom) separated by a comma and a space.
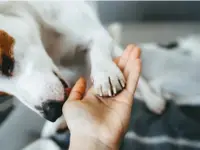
121, 99, 200, 150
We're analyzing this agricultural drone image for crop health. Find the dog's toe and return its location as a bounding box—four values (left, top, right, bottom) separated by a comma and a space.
101, 76, 125, 97
146, 95, 166, 114
92, 63, 125, 97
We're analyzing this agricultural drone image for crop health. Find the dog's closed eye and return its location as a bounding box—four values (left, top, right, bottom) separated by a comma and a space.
0, 30, 15, 76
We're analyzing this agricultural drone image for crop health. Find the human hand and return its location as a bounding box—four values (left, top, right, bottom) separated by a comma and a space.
62, 45, 141, 150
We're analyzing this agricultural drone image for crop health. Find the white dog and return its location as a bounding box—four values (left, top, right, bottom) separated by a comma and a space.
0, 1, 128, 122
0, 0, 161, 121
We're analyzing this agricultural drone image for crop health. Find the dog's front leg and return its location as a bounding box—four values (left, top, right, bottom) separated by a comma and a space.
88, 31, 125, 96
33, 1, 125, 96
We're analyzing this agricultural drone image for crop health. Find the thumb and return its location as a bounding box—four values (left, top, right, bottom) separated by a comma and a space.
67, 77, 86, 101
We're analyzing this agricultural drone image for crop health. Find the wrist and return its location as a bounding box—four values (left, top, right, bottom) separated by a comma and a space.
69, 134, 119, 150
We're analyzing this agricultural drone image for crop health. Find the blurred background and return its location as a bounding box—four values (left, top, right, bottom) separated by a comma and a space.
95, 1, 200, 44
98, 1, 200, 22
1, 1, 200, 150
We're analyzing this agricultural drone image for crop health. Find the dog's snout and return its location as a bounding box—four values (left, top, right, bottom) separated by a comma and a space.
42, 100, 64, 122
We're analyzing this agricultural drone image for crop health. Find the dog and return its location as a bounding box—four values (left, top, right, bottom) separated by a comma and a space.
0, 0, 162, 122
0, 1, 129, 122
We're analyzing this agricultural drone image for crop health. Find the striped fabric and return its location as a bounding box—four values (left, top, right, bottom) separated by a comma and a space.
120, 99, 200, 150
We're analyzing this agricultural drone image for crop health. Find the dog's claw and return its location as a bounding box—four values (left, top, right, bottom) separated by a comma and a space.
112, 86, 117, 95
96, 87, 102, 97
94, 76, 126, 97
121, 80, 125, 88
118, 79, 125, 88
108, 89, 112, 97
92, 61, 125, 97
99, 87, 103, 97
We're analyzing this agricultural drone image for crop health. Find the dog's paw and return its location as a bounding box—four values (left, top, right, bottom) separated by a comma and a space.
91, 61, 125, 97
145, 94, 166, 114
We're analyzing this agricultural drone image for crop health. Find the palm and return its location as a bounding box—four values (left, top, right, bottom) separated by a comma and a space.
63, 45, 141, 147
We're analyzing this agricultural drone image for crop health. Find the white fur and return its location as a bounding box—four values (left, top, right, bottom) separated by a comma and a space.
0, 1, 125, 119
138, 35, 200, 114
22, 139, 60, 150
41, 116, 65, 138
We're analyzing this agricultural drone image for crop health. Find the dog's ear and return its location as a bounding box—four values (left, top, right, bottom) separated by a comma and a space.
0, 30, 15, 96
0, 91, 9, 96
0, 30, 15, 76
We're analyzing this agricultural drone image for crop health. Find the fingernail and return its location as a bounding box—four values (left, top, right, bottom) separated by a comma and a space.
127, 44, 135, 51
78, 77, 86, 84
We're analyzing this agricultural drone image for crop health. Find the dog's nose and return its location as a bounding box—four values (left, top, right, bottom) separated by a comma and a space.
42, 100, 64, 122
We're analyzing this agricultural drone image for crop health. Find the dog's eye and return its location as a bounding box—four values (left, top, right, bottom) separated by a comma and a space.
0, 54, 14, 76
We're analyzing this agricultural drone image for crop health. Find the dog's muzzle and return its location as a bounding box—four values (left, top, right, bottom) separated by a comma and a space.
41, 72, 71, 122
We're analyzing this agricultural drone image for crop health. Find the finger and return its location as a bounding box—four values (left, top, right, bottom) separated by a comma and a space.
86, 86, 100, 97
124, 46, 141, 79
115, 59, 141, 104
126, 59, 141, 94
67, 77, 86, 101
118, 44, 135, 71
113, 57, 120, 65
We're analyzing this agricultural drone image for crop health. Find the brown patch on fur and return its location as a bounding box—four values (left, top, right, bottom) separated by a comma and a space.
0, 30, 15, 96
0, 30, 15, 65
0, 91, 9, 96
